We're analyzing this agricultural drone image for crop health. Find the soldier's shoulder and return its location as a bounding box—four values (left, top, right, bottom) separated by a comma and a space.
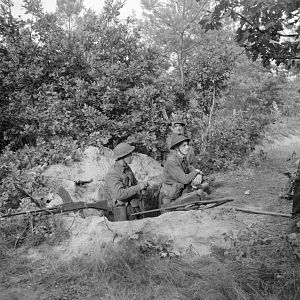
165, 152, 179, 164
105, 165, 121, 178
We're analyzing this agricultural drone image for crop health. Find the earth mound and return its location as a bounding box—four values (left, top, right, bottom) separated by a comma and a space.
37, 146, 239, 261
50, 207, 238, 261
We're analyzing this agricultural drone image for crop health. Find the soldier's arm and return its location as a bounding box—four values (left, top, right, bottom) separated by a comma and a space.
108, 173, 141, 202
164, 159, 198, 185
187, 147, 199, 170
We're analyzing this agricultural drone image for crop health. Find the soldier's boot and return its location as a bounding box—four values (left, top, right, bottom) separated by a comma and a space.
200, 182, 211, 194
195, 189, 210, 200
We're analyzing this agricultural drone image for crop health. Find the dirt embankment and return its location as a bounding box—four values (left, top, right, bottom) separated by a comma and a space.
40, 146, 240, 260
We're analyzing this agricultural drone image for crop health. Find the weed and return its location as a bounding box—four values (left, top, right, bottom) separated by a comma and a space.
0, 214, 69, 255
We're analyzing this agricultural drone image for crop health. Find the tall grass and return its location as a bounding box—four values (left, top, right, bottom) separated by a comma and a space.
29, 240, 299, 300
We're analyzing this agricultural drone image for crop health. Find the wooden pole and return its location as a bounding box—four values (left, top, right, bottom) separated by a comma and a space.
233, 207, 291, 218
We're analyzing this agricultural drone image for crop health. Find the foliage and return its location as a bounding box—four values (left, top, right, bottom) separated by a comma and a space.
0, 214, 69, 253
224, 54, 287, 114
183, 29, 237, 113
140, 0, 210, 86
0, 137, 81, 210
140, 1, 241, 115
0, 0, 297, 211
0, 0, 170, 152
278, 74, 300, 116
189, 110, 270, 172
199, 0, 300, 68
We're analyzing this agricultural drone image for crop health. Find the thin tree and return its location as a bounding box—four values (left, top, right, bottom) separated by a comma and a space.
56, 0, 83, 35
140, 0, 210, 87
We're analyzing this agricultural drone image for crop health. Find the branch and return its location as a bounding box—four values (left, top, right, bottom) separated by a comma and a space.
272, 56, 300, 60
277, 32, 299, 37
235, 12, 299, 37
182, 0, 209, 32
235, 11, 259, 29
233, 207, 291, 218
206, 84, 216, 138
182, 41, 201, 53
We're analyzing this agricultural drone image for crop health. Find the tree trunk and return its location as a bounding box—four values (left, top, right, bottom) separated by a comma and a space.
178, 32, 185, 88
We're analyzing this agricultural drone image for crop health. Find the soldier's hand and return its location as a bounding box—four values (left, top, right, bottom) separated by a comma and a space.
139, 182, 149, 190
193, 174, 203, 185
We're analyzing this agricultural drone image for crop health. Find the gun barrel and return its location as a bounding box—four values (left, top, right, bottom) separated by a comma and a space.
1, 200, 108, 219
1, 207, 59, 218
130, 197, 234, 216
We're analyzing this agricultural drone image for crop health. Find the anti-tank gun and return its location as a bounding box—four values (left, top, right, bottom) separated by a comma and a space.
1, 184, 234, 221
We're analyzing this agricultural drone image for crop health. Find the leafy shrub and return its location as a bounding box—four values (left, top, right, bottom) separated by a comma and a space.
0, 214, 69, 253
0, 137, 81, 211
190, 110, 271, 173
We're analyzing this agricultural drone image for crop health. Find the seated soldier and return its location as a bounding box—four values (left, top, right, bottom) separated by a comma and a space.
102, 143, 148, 221
161, 134, 204, 206
166, 118, 198, 167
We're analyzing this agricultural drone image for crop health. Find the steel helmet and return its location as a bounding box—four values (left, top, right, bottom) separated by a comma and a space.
170, 134, 190, 150
113, 143, 135, 160
169, 119, 186, 127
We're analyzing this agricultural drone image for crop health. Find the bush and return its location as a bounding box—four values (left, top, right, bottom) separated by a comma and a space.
190, 110, 271, 173
0, 214, 69, 255
0, 135, 83, 211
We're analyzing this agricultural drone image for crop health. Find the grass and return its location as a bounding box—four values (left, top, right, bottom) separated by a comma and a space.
1, 237, 297, 300
28, 242, 258, 299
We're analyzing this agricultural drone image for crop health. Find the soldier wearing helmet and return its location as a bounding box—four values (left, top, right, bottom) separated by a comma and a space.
166, 118, 198, 167
102, 143, 149, 220
160, 134, 204, 205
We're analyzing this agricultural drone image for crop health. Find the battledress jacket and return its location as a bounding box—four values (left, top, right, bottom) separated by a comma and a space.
166, 133, 198, 166
163, 152, 198, 186
103, 161, 142, 209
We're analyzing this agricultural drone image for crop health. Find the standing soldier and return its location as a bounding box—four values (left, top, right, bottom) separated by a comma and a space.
102, 143, 148, 221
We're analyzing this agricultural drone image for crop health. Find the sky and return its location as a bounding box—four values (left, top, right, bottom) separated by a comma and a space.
11, 0, 142, 19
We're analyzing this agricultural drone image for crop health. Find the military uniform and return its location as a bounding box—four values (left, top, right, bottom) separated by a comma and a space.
101, 143, 147, 221
103, 161, 142, 220
161, 144, 199, 203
